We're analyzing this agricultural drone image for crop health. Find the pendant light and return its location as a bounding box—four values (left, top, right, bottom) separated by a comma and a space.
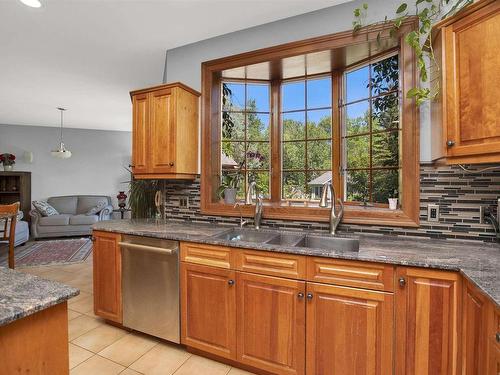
19, 0, 42, 8
51, 107, 72, 159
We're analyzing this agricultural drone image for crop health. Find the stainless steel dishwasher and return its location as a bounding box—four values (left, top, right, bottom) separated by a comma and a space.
120, 235, 180, 343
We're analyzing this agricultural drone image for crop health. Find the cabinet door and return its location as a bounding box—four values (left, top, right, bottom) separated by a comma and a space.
149, 88, 175, 174
395, 268, 460, 375
181, 262, 236, 359
237, 272, 305, 375
306, 282, 394, 375
131, 93, 149, 174
92, 231, 122, 323
444, 1, 500, 160
488, 304, 500, 375
462, 280, 488, 375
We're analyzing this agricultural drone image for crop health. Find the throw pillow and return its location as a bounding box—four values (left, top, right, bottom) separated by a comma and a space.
32, 200, 59, 217
85, 200, 107, 216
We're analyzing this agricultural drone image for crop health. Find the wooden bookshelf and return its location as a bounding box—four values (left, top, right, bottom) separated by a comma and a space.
0, 172, 31, 222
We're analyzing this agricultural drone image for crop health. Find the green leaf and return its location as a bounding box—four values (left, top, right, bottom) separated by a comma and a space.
362, 3, 368, 10
396, 3, 408, 14
416, 0, 425, 4
354, 8, 360, 17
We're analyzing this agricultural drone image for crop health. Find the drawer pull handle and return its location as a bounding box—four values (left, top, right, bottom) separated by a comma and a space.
306, 292, 313, 300
228, 279, 235, 286
399, 277, 406, 287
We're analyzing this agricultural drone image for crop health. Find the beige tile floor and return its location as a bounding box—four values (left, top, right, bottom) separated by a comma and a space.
19, 253, 255, 375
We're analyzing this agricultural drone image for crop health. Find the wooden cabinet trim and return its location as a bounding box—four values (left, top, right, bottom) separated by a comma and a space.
180, 242, 234, 269
235, 249, 306, 279
307, 257, 394, 292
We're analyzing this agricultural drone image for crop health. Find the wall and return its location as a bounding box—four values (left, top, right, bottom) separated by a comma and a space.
0, 124, 131, 206
162, 0, 436, 160
163, 164, 500, 242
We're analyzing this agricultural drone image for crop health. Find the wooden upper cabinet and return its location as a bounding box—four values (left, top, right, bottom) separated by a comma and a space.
306, 282, 394, 375
130, 82, 200, 179
395, 267, 461, 375
180, 262, 237, 360
236, 272, 305, 375
92, 231, 122, 324
432, 0, 500, 164
131, 93, 149, 175
461, 279, 489, 375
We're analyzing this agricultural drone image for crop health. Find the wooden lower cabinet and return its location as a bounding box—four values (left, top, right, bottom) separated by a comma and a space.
93, 231, 122, 323
488, 304, 500, 375
180, 262, 237, 359
236, 272, 305, 375
395, 267, 460, 375
462, 280, 489, 375
306, 282, 394, 375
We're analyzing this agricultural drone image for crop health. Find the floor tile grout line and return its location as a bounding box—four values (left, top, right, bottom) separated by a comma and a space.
170, 352, 195, 375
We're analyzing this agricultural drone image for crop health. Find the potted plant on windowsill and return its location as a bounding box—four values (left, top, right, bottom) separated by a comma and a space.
0, 153, 16, 171
218, 169, 243, 205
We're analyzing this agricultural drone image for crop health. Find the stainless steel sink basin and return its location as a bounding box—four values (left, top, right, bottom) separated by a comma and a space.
266, 233, 305, 246
213, 228, 279, 243
295, 235, 360, 252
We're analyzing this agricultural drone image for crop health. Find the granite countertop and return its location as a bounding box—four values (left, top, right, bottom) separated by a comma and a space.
93, 219, 500, 306
0, 267, 79, 327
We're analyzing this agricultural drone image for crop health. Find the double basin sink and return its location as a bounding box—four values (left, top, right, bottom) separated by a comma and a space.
212, 227, 359, 252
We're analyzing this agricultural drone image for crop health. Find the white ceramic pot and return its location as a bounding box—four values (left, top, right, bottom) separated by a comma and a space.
224, 188, 237, 205
388, 198, 398, 210
3, 165, 13, 172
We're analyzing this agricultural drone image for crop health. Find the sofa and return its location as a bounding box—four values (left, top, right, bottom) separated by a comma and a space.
1, 212, 29, 247
30, 195, 113, 239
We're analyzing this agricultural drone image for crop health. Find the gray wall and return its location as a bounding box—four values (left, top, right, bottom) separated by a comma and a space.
0, 124, 131, 206
163, 0, 434, 161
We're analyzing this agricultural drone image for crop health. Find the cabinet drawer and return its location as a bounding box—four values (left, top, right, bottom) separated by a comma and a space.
307, 257, 394, 292
235, 249, 306, 279
180, 242, 233, 269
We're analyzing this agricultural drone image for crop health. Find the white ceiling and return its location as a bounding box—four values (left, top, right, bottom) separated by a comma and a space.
0, 0, 352, 132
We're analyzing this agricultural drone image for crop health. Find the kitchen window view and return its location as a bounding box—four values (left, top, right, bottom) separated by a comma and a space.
220, 54, 401, 207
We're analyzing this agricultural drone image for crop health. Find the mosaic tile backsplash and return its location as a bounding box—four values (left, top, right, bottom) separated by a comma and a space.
162, 164, 500, 242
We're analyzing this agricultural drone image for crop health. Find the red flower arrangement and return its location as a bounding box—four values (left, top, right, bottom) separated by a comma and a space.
0, 153, 16, 166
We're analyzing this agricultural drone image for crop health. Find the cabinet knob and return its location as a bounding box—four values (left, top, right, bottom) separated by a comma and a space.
446, 140, 455, 147
297, 292, 304, 299
169, 162, 175, 167
496, 332, 500, 343
91, 237, 96, 242
399, 277, 406, 287
306, 292, 313, 300
228, 279, 235, 286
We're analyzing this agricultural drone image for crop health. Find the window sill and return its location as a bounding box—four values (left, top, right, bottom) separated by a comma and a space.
201, 201, 419, 228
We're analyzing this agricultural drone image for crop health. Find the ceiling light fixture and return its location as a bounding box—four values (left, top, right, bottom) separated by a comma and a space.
19, 0, 42, 8
51, 107, 72, 159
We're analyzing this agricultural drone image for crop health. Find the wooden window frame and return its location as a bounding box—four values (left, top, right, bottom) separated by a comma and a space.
201, 19, 419, 227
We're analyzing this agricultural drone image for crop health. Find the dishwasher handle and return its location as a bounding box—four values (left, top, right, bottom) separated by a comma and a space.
119, 241, 177, 255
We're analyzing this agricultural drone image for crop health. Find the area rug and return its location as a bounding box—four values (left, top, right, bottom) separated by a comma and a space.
0, 238, 92, 267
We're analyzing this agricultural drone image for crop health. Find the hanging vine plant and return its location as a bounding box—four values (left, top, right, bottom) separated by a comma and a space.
352, 0, 473, 105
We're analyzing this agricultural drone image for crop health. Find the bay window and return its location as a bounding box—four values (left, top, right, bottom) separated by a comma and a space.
202, 19, 419, 226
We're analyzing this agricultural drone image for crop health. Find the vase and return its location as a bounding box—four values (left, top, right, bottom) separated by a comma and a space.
117, 191, 128, 209
3, 165, 13, 172
223, 188, 237, 205
388, 198, 398, 210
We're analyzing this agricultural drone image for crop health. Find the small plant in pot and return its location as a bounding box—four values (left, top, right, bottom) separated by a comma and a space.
218, 169, 243, 205
0, 153, 16, 171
